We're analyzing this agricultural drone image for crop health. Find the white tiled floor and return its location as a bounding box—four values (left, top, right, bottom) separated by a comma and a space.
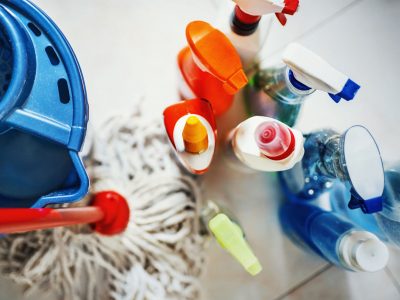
1, 0, 400, 299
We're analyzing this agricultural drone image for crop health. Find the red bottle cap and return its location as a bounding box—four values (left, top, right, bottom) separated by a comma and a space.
254, 121, 295, 161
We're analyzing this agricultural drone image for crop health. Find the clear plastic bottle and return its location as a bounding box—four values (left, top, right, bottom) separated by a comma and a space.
280, 202, 389, 272
244, 66, 314, 127
243, 43, 360, 126
280, 126, 385, 214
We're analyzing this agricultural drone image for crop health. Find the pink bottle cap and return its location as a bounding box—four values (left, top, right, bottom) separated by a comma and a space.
254, 121, 295, 160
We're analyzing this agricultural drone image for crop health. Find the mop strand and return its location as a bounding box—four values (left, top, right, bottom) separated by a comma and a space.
0, 104, 206, 300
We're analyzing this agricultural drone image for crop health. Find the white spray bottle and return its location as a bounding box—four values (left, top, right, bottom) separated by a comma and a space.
215, 0, 299, 70
245, 43, 361, 126
225, 116, 304, 172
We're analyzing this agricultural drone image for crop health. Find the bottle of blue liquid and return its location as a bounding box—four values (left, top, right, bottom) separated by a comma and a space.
329, 182, 386, 240
244, 43, 360, 126
280, 202, 389, 272
280, 125, 385, 214
375, 168, 400, 247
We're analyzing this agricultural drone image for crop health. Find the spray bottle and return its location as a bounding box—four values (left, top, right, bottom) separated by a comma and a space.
244, 43, 361, 126
280, 125, 385, 214
280, 202, 389, 272
201, 200, 262, 275
225, 116, 304, 172
163, 98, 217, 175
374, 166, 400, 247
178, 21, 248, 116
216, 0, 299, 70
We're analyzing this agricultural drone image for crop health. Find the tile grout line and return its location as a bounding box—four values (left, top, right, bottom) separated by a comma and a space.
263, 0, 366, 58
271, 264, 333, 300
384, 267, 400, 295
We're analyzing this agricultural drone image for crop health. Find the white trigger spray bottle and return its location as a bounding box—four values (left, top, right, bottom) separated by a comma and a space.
225, 116, 304, 172
215, 0, 299, 71
244, 43, 361, 126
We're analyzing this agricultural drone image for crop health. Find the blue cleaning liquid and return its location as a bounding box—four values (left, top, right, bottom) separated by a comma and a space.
280, 129, 338, 201
280, 202, 361, 269
330, 182, 386, 240
375, 169, 400, 247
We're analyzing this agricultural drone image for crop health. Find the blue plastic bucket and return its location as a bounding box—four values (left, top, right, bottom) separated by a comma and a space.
0, 0, 89, 208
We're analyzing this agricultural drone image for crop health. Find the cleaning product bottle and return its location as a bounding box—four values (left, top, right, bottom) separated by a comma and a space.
216, 0, 299, 70
163, 98, 217, 175
374, 167, 400, 247
201, 200, 262, 275
329, 182, 386, 240
280, 125, 385, 214
244, 43, 361, 126
178, 21, 248, 116
225, 116, 304, 172
280, 202, 389, 272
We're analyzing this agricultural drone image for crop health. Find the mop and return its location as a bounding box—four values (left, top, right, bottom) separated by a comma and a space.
0, 104, 207, 300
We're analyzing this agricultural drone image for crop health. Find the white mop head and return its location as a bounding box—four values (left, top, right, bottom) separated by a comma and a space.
0, 104, 206, 300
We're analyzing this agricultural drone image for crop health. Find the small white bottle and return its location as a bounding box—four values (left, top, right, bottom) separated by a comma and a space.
225, 116, 304, 172
215, 0, 299, 71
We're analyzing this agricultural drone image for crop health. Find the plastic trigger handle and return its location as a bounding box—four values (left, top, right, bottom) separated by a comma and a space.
348, 188, 383, 214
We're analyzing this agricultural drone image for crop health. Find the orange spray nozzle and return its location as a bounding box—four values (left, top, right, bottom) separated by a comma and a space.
186, 21, 248, 94
182, 116, 209, 154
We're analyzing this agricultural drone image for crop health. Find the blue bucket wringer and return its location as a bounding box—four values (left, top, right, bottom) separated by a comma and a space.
0, 0, 89, 208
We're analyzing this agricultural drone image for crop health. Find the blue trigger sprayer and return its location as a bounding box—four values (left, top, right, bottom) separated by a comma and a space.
244, 43, 361, 126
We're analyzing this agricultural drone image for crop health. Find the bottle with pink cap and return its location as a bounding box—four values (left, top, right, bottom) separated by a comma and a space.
225, 116, 304, 172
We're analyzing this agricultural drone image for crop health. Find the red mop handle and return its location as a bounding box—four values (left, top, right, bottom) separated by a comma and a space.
0, 191, 130, 236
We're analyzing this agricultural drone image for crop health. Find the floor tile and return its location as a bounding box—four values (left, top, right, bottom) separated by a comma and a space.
281, 266, 400, 300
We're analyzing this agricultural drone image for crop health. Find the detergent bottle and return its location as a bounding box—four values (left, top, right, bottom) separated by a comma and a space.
244, 43, 360, 126
225, 116, 304, 172
178, 21, 248, 116
280, 202, 389, 272
163, 98, 217, 175
201, 200, 262, 275
216, 0, 299, 70
280, 125, 385, 214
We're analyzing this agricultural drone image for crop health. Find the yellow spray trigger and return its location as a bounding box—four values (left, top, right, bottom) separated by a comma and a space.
182, 116, 209, 154
208, 213, 262, 276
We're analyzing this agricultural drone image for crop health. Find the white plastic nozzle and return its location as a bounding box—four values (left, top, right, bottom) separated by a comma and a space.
233, 0, 298, 16
254, 121, 293, 159
282, 43, 360, 102
339, 231, 389, 272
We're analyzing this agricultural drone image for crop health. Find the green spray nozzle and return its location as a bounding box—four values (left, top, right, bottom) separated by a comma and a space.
208, 213, 262, 276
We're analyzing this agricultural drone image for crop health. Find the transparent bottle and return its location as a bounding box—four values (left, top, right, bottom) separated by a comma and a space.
280, 126, 385, 214
244, 66, 314, 127
280, 202, 389, 272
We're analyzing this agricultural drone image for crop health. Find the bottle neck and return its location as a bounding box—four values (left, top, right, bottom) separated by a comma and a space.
230, 5, 261, 36
320, 135, 349, 181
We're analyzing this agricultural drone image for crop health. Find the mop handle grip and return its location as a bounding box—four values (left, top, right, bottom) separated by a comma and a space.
0, 207, 104, 234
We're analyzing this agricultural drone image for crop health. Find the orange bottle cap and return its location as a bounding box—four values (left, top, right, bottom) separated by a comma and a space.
186, 21, 248, 94
182, 116, 209, 154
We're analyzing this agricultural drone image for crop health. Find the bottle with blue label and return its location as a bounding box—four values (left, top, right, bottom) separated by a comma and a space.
280, 202, 389, 272
280, 125, 385, 214
244, 43, 361, 126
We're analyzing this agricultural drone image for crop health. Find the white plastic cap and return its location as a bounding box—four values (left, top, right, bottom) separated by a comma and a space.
233, 0, 298, 16
282, 43, 360, 102
339, 231, 389, 272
